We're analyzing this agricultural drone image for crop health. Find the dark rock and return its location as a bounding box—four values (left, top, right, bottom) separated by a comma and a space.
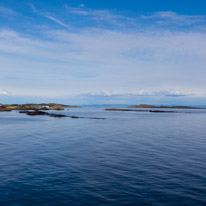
0, 109, 12, 112
0, 105, 11, 111
149, 110, 176, 113
70, 116, 80, 118
89, 117, 106, 119
19, 110, 66, 117
23, 110, 49, 115
49, 113, 67, 118
105, 108, 177, 113
19, 110, 106, 119
105, 108, 148, 112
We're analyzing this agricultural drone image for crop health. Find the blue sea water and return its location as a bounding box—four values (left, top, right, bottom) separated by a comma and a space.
0, 108, 206, 206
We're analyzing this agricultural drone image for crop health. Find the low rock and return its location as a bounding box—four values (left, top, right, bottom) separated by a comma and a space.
149, 110, 176, 113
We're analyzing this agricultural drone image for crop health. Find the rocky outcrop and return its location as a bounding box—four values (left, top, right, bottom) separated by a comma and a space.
0, 103, 81, 111
105, 108, 176, 113
19, 110, 67, 117
127, 104, 205, 109
0, 105, 12, 111
149, 110, 176, 113
19, 110, 106, 119
105, 108, 147, 112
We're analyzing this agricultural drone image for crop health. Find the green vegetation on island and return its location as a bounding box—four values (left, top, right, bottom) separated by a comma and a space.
0, 103, 81, 111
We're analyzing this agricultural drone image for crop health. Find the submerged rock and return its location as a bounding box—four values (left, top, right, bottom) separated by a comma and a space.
19, 110, 66, 117
149, 110, 176, 113
49, 113, 67, 118
105, 108, 177, 113
19, 110, 105, 119
70, 116, 81, 118
19, 110, 48, 116
89, 117, 106, 120
105, 108, 147, 112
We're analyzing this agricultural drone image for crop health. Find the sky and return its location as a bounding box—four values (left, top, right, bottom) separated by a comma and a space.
0, 0, 206, 105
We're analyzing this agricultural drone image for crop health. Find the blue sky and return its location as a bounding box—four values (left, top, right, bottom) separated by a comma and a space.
0, 0, 206, 105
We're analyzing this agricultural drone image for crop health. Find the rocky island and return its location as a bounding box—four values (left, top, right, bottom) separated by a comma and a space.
127, 104, 205, 109
0, 103, 105, 119
0, 103, 80, 111
18, 110, 105, 119
105, 104, 205, 113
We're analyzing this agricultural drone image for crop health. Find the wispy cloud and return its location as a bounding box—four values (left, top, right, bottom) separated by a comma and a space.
0, 5, 18, 17
1, 3, 206, 103
28, 3, 37, 13
29, 3, 67, 28
66, 5, 133, 26
1, 27, 206, 98
44, 15, 67, 27
142, 11, 206, 25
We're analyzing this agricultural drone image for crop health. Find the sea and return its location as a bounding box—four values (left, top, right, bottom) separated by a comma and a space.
0, 107, 206, 206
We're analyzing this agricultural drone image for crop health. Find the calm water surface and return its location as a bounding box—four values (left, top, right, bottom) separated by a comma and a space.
0, 108, 206, 206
